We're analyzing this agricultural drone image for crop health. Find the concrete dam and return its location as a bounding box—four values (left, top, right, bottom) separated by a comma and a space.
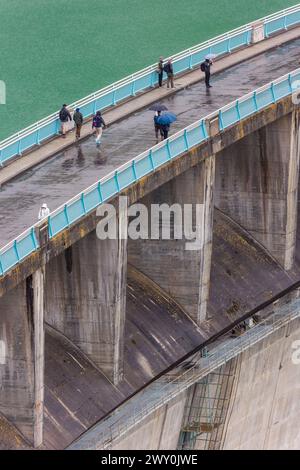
1, 7, 300, 450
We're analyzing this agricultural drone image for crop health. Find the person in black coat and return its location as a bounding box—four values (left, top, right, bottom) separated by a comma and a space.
204, 59, 212, 88
59, 104, 72, 137
92, 111, 106, 144
164, 59, 174, 89
157, 57, 164, 87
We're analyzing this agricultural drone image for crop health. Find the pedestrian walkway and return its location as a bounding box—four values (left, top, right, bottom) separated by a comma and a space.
0, 34, 300, 247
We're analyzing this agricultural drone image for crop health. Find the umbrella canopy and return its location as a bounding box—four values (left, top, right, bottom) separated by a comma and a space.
156, 112, 177, 126
149, 103, 168, 112
205, 53, 217, 60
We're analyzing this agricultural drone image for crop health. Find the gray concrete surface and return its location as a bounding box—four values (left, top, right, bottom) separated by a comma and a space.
221, 316, 300, 449
111, 393, 187, 450
0, 269, 44, 447
128, 155, 215, 324
45, 215, 127, 385
215, 110, 300, 270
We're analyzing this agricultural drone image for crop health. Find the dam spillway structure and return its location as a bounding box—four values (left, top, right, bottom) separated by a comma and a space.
1, 4, 300, 451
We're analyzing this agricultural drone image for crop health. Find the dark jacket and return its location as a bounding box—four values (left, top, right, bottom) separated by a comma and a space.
157, 60, 164, 74
204, 61, 211, 74
164, 62, 173, 76
73, 111, 83, 126
92, 114, 106, 128
59, 106, 72, 122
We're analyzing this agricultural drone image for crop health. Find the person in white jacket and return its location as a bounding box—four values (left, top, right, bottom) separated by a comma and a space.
38, 203, 50, 221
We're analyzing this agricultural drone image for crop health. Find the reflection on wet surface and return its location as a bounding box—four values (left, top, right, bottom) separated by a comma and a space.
1, 39, 300, 246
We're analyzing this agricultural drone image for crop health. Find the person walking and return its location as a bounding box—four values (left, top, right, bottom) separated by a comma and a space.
154, 111, 163, 143
157, 57, 164, 87
38, 203, 50, 221
59, 104, 72, 137
203, 58, 212, 88
164, 59, 174, 89
92, 110, 106, 144
73, 107, 83, 140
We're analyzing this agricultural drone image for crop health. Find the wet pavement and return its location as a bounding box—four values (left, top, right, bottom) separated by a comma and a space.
1, 38, 300, 247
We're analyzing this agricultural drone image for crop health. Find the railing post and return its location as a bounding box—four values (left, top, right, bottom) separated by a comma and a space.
227, 37, 231, 53
112, 87, 117, 106
30, 228, 38, 249
201, 120, 209, 139
149, 150, 155, 171
219, 110, 224, 131
36, 129, 40, 146
0, 256, 3, 276
236, 100, 241, 120
98, 182, 103, 202
246, 30, 251, 45
189, 51, 193, 69
114, 171, 120, 192
48, 216, 53, 238
166, 140, 172, 159
183, 129, 189, 149
81, 193, 86, 214
17, 139, 22, 156
0, 149, 3, 167
64, 205, 70, 226
13, 240, 20, 261
270, 82, 276, 102
253, 91, 258, 110
132, 160, 137, 180
288, 73, 293, 93
131, 79, 136, 97
265, 22, 269, 38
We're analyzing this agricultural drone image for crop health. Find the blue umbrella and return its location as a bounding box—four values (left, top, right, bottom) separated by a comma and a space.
156, 112, 177, 126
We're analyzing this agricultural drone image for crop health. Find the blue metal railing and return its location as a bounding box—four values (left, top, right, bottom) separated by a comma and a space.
1, 68, 300, 277
1, 4, 300, 166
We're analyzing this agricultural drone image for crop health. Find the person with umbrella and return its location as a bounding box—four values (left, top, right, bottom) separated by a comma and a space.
149, 103, 168, 142
156, 112, 177, 140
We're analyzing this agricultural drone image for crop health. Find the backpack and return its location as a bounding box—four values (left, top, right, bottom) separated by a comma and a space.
200, 62, 206, 72
59, 108, 68, 121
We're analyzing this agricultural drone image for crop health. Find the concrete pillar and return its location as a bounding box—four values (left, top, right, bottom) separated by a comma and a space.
128, 156, 215, 324
45, 205, 127, 385
0, 269, 45, 447
215, 111, 300, 270
251, 21, 265, 43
